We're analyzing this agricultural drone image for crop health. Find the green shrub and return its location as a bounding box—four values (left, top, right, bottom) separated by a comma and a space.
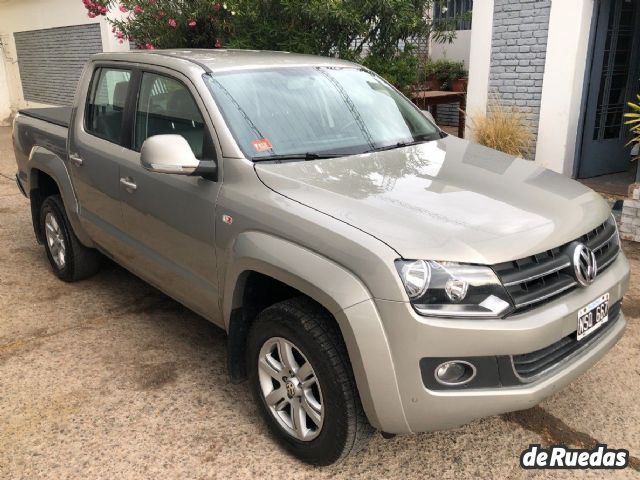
82, 0, 458, 57
362, 46, 419, 92
84, 0, 234, 49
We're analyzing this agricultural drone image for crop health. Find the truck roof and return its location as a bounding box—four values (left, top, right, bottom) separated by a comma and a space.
92, 49, 356, 73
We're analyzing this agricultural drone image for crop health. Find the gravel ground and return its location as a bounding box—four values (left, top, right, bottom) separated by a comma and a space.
0, 125, 639, 479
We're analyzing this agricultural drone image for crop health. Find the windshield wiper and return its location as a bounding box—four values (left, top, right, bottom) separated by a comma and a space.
366, 138, 434, 153
365, 133, 446, 153
252, 152, 346, 162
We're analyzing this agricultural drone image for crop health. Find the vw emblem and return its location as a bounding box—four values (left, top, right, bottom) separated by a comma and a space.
572, 243, 598, 287
285, 381, 296, 398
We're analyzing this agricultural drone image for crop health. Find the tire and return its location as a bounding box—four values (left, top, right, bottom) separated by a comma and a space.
247, 297, 373, 465
39, 194, 100, 282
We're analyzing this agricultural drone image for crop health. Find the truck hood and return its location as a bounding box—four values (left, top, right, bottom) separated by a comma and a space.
254, 136, 611, 264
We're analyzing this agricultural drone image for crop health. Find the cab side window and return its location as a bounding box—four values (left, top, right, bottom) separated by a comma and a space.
86, 68, 131, 144
134, 73, 205, 159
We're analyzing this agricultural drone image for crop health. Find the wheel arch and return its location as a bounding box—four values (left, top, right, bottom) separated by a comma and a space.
27, 147, 94, 247
224, 231, 409, 432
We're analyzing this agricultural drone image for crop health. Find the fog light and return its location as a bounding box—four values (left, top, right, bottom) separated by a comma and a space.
434, 361, 476, 386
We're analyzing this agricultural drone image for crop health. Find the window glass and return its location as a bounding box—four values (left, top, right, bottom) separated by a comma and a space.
134, 73, 205, 158
205, 67, 439, 159
434, 0, 473, 30
86, 68, 131, 143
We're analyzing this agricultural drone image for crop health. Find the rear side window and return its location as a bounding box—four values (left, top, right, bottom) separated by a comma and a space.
86, 68, 131, 144
134, 72, 205, 159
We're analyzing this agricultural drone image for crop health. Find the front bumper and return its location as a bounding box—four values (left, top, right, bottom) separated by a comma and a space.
372, 252, 630, 433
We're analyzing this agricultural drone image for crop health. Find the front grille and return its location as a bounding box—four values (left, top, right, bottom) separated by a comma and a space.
493, 216, 620, 313
512, 301, 621, 380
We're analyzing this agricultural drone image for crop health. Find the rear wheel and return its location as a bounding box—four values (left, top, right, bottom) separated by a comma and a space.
39, 195, 100, 282
247, 297, 373, 465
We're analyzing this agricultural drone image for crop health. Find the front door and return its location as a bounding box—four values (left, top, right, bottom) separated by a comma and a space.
118, 69, 222, 324
578, 0, 640, 178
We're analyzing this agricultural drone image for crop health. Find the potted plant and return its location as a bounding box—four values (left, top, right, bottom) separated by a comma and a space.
423, 59, 467, 91
449, 61, 468, 92
624, 94, 640, 182
624, 94, 640, 159
423, 59, 449, 91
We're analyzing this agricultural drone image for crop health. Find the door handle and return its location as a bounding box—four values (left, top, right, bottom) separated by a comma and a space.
119, 177, 137, 192
69, 154, 83, 167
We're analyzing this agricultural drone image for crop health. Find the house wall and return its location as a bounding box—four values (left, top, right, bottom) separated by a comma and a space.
0, 0, 129, 126
466, 0, 596, 175
0, 50, 10, 125
488, 0, 551, 158
430, 30, 472, 65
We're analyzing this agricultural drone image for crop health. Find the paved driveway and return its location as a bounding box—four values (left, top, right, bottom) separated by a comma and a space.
0, 126, 638, 479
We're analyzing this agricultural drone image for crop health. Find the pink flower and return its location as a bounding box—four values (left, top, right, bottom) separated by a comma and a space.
144, 43, 155, 50
214, 38, 222, 48
188, 19, 197, 27
167, 18, 177, 28
213, 3, 221, 11
88, 11, 97, 17
119, 4, 127, 12
133, 5, 143, 14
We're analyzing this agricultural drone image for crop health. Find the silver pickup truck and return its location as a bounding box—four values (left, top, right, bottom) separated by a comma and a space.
12, 49, 630, 465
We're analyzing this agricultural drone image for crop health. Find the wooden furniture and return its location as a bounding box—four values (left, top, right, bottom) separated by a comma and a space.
410, 90, 466, 138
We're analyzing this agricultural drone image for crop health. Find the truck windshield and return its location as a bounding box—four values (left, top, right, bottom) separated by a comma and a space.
204, 66, 441, 161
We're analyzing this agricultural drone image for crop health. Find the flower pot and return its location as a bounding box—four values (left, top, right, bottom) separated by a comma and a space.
452, 78, 468, 92
426, 77, 442, 91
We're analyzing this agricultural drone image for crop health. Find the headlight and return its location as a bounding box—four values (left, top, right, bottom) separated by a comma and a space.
395, 260, 514, 318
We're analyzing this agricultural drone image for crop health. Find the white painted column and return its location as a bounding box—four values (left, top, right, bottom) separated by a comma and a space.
0, 52, 11, 125
535, 0, 595, 174
465, 0, 494, 139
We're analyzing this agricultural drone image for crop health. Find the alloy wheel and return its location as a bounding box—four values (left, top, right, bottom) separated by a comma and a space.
257, 337, 324, 441
44, 212, 66, 269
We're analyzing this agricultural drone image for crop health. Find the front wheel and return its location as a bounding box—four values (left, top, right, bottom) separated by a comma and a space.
247, 297, 373, 465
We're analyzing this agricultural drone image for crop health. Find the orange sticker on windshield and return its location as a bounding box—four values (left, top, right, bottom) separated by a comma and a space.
252, 139, 273, 152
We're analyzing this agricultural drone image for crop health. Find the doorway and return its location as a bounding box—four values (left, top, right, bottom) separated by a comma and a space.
577, 0, 640, 179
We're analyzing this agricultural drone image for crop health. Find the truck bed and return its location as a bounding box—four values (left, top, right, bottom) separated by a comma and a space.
19, 107, 72, 129
13, 107, 70, 183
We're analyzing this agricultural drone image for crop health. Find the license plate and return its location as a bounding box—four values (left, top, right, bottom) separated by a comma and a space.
577, 293, 610, 341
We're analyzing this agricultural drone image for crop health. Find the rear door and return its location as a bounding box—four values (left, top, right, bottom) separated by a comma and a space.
69, 65, 133, 254
118, 68, 222, 323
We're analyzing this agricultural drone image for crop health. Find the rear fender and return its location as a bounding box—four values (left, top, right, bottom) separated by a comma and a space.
28, 146, 94, 247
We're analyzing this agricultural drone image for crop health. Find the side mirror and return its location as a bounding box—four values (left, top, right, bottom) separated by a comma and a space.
421, 110, 436, 125
140, 135, 217, 178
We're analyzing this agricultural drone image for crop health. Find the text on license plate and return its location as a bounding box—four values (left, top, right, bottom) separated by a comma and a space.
577, 293, 609, 341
